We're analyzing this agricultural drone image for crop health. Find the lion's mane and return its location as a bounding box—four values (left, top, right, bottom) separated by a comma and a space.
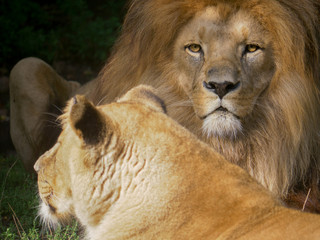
89, 0, 320, 208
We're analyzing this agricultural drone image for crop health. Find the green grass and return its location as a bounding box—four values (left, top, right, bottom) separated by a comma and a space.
0, 155, 79, 239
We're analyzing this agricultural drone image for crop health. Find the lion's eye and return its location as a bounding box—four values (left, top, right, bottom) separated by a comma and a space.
187, 44, 201, 53
185, 44, 203, 57
245, 44, 260, 53
185, 44, 202, 58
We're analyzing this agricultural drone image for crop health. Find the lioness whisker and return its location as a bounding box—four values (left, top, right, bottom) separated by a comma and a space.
51, 104, 64, 114
42, 112, 60, 119
41, 120, 62, 128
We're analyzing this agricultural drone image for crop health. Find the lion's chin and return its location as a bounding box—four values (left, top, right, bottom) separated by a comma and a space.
202, 112, 242, 139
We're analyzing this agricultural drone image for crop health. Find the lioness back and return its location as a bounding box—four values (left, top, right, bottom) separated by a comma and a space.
35, 85, 320, 239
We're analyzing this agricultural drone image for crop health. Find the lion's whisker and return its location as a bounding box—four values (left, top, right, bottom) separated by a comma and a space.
168, 100, 193, 107
97, 95, 109, 106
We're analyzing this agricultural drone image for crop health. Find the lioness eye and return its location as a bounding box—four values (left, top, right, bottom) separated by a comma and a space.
187, 44, 202, 53
245, 44, 260, 53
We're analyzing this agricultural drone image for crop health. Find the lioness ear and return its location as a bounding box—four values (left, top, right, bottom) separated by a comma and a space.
69, 95, 107, 145
118, 85, 167, 113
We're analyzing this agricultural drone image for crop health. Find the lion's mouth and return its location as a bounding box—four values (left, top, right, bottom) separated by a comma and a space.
199, 106, 239, 120
216, 106, 228, 112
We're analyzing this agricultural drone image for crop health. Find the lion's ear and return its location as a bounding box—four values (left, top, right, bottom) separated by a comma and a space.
68, 95, 108, 145
118, 85, 167, 113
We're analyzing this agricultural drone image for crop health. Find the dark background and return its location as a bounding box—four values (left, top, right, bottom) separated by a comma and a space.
0, 0, 127, 155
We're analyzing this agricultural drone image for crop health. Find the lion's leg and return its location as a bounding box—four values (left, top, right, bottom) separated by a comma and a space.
10, 57, 80, 173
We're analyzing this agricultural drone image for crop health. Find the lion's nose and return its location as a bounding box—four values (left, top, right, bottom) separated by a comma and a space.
203, 81, 240, 99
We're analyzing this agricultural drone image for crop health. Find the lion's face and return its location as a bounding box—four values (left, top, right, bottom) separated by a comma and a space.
174, 6, 275, 138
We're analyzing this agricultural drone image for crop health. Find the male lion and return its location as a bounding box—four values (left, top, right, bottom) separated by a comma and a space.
35, 86, 320, 240
10, 0, 320, 211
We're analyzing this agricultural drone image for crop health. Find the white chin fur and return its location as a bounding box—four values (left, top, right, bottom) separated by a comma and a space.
202, 112, 242, 139
38, 202, 60, 230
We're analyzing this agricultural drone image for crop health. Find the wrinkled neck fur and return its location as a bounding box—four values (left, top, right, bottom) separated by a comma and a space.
77, 137, 150, 235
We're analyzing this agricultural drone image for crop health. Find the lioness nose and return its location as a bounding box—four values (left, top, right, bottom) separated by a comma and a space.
203, 81, 240, 99
34, 160, 41, 173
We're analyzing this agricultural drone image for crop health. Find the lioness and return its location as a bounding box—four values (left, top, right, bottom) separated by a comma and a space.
35, 86, 320, 240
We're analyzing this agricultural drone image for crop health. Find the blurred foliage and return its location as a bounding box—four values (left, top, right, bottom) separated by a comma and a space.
0, 0, 127, 69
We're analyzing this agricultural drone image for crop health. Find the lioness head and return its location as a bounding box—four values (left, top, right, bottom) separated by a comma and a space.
173, 6, 275, 138
34, 85, 167, 229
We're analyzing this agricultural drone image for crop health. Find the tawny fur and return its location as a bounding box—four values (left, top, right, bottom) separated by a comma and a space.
10, 0, 320, 211
35, 86, 320, 240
